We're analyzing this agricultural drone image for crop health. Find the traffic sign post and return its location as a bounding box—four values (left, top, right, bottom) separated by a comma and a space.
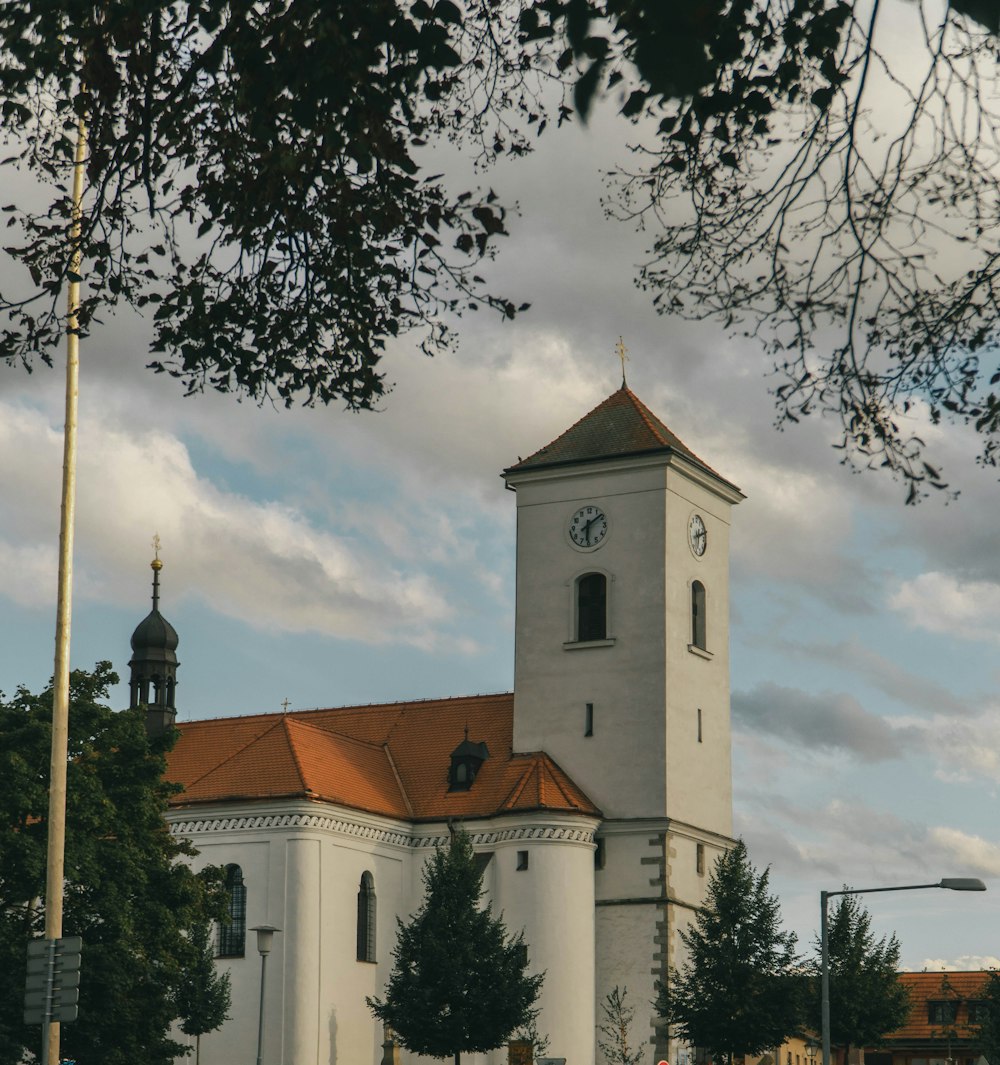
23, 935, 83, 1063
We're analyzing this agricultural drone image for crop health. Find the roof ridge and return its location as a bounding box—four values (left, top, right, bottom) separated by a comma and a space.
179, 716, 286, 791
383, 743, 414, 818
623, 388, 671, 448
536, 757, 572, 808
284, 715, 387, 752
280, 716, 310, 793
500, 758, 539, 810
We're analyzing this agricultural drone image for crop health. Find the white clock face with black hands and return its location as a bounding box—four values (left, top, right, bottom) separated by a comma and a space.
569, 505, 608, 549
689, 513, 707, 557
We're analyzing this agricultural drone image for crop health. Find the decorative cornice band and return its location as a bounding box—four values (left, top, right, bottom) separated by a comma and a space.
168, 811, 596, 850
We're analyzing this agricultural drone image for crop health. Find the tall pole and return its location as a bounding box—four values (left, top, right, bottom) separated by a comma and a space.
255, 950, 268, 1065
43, 106, 88, 1065
820, 891, 830, 1065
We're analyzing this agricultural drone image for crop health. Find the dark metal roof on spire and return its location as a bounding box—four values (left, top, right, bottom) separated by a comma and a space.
130, 552, 178, 658
503, 386, 738, 491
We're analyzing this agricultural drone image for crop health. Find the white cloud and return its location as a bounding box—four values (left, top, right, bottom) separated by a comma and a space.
0, 400, 466, 648
733, 681, 920, 762
926, 827, 1000, 878
918, 956, 1000, 972
890, 571, 1000, 645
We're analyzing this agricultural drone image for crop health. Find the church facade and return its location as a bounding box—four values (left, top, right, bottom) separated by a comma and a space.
134, 386, 743, 1065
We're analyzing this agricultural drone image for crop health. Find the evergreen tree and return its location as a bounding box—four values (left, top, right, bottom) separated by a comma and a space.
656, 840, 802, 1065
975, 971, 1000, 1065
597, 986, 644, 1065
810, 895, 910, 1058
175, 919, 232, 1065
0, 663, 228, 1065
368, 831, 542, 1065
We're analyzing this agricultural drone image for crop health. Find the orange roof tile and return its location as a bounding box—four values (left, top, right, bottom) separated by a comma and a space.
887, 972, 989, 1043
167, 693, 600, 823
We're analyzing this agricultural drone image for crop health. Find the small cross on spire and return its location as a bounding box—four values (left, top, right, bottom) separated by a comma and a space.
615, 336, 630, 387
281, 698, 291, 713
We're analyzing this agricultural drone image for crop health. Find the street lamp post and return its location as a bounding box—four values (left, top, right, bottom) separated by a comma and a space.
250, 926, 280, 1065
820, 879, 985, 1065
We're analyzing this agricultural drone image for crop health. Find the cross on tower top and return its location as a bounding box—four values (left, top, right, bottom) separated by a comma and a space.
615, 336, 630, 387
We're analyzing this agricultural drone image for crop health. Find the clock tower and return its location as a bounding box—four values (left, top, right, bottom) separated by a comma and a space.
503, 384, 744, 1062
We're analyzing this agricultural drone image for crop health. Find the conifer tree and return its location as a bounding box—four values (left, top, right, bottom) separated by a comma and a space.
367, 831, 542, 1065
175, 919, 232, 1065
975, 971, 1000, 1065
597, 986, 644, 1065
809, 894, 910, 1058
656, 840, 801, 1065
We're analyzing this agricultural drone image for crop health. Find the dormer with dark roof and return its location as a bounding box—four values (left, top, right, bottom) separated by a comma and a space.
448, 729, 490, 791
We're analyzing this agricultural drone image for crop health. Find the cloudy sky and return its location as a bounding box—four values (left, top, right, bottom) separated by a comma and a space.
2, 4, 999, 972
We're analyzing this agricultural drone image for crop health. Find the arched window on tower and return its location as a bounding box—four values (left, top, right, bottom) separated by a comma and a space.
577, 572, 607, 641
357, 872, 376, 963
217, 864, 246, 957
691, 580, 707, 650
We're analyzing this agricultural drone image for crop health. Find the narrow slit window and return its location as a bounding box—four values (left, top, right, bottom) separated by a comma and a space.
697, 707, 703, 743
516, 850, 529, 871
357, 871, 376, 963
577, 573, 607, 641
218, 864, 246, 958
696, 843, 705, 876
585, 702, 594, 737
691, 581, 706, 649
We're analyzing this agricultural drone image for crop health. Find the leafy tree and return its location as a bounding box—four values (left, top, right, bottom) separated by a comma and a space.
656, 839, 802, 1065
5, 2, 1000, 494
367, 830, 542, 1065
974, 970, 1000, 1065
0, 1, 538, 409
175, 918, 232, 1065
528, 0, 1000, 498
0, 663, 228, 1065
597, 986, 644, 1065
809, 894, 909, 1058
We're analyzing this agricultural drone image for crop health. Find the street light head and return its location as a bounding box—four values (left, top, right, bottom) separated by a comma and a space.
250, 924, 281, 955
939, 878, 987, 892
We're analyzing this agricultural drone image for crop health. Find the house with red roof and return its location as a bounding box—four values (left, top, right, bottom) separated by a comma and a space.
865, 971, 990, 1065
130, 385, 744, 1065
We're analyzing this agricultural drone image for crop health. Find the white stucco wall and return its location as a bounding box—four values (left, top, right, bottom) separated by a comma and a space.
168, 804, 598, 1065
506, 453, 739, 831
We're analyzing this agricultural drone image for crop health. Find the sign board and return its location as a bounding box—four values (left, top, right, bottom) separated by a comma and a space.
23, 937, 83, 1025
508, 1040, 533, 1065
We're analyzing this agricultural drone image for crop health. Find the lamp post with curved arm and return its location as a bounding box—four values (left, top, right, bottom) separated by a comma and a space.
820, 879, 986, 1065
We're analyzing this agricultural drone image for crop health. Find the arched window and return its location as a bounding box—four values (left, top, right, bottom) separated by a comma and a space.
577, 573, 607, 641
357, 872, 376, 963
218, 864, 246, 957
691, 580, 706, 649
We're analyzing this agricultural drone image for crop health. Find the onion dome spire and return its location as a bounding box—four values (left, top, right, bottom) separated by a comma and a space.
128, 535, 180, 736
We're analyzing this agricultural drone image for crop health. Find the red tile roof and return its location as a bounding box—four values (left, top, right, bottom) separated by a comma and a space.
887, 972, 989, 1043
504, 386, 737, 491
167, 693, 600, 823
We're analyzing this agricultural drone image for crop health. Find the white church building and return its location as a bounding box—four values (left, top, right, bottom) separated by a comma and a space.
128, 385, 744, 1065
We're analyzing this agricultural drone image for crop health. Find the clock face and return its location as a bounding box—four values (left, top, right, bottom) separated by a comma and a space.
569, 505, 609, 549
689, 513, 707, 556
